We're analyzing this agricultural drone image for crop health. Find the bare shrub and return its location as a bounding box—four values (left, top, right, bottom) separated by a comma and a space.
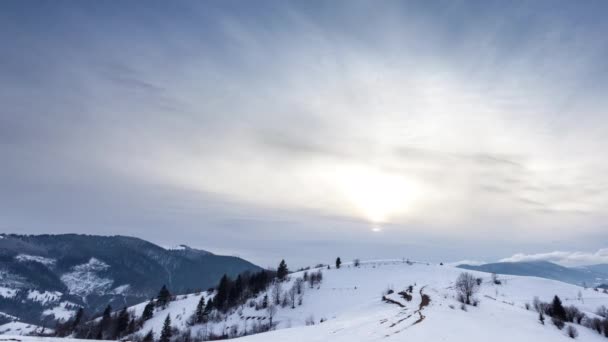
553, 318, 565, 330
455, 272, 479, 305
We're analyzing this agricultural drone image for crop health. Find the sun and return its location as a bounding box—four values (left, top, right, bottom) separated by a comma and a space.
332, 165, 419, 224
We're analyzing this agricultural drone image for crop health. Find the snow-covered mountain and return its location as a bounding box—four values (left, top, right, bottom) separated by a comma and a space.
83, 260, 608, 342
0, 234, 260, 326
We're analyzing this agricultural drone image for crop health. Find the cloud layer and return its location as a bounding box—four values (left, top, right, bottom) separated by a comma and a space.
1, 1, 608, 266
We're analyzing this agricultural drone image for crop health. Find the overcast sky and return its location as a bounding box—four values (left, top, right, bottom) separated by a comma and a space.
1, 0, 608, 268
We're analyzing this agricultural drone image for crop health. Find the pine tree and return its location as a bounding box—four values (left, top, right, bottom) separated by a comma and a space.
214, 274, 231, 311
552, 295, 567, 321
277, 260, 289, 281
98, 305, 112, 339
142, 299, 155, 322
194, 296, 206, 324
234, 275, 244, 301
127, 317, 136, 335
143, 330, 154, 342
336, 257, 342, 269
160, 314, 172, 342
157, 285, 172, 308
114, 307, 130, 339
71, 307, 84, 332
202, 298, 213, 318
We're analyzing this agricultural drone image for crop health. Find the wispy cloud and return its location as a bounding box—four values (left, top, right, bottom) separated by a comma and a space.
1, 1, 608, 265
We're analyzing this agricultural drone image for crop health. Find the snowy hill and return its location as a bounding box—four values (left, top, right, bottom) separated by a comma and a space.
115, 260, 608, 341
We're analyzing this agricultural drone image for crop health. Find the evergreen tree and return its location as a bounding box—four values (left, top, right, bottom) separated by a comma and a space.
336, 257, 342, 269
214, 274, 231, 310
98, 305, 112, 339
277, 260, 289, 281
142, 299, 155, 322
143, 330, 154, 342
160, 314, 172, 342
71, 307, 84, 332
234, 275, 244, 301
262, 294, 269, 309
127, 317, 136, 335
194, 296, 206, 324
202, 298, 213, 318
552, 295, 567, 321
157, 285, 172, 308
114, 307, 130, 339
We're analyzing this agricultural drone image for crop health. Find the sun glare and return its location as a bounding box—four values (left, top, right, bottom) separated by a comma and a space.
333, 165, 418, 224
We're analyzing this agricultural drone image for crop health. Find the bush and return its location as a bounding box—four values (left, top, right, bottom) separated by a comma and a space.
566, 325, 578, 339
455, 272, 480, 305
552, 318, 565, 330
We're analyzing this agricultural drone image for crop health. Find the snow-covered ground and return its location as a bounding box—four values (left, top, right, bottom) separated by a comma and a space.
0, 322, 51, 336
5, 260, 608, 341
15, 255, 56, 267
125, 260, 608, 341
27, 291, 62, 305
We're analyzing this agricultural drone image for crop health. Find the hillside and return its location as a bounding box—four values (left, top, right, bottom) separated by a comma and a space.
91, 260, 608, 342
0, 234, 260, 326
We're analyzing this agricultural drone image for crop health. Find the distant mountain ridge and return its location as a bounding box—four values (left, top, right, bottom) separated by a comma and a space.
0, 234, 260, 326
458, 260, 608, 287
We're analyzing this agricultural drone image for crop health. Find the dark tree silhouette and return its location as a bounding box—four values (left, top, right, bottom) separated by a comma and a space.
160, 314, 172, 342
114, 307, 130, 339
194, 296, 206, 324
142, 299, 155, 322
157, 285, 172, 308
552, 295, 567, 322
143, 330, 154, 342
277, 260, 289, 281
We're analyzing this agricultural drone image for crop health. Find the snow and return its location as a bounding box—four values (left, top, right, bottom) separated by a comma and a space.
129, 260, 608, 341
41, 302, 78, 322
27, 291, 62, 305
130, 293, 211, 333
60, 258, 113, 297
6, 260, 608, 341
0, 323, 50, 336
0, 287, 17, 299
0, 312, 19, 321
15, 255, 56, 267
111, 285, 130, 295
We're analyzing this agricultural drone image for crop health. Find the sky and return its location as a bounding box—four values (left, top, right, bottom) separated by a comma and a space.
1, 0, 608, 268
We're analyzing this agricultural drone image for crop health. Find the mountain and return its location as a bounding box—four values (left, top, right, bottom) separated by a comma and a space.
458, 261, 608, 287
14, 260, 608, 342
0, 234, 260, 326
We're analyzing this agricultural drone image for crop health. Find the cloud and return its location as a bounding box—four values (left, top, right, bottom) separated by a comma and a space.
1, 1, 608, 265
500, 249, 608, 266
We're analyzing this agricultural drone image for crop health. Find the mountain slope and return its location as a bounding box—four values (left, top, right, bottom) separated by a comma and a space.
458, 261, 608, 287
0, 234, 260, 326
121, 261, 608, 341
